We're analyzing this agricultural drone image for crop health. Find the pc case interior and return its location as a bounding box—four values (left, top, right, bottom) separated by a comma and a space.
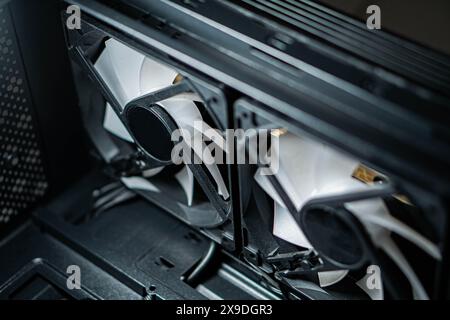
0, 0, 450, 300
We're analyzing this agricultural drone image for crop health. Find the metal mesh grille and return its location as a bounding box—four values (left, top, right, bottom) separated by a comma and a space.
0, 5, 48, 226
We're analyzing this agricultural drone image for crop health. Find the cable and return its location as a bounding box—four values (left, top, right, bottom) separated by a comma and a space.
185, 241, 218, 286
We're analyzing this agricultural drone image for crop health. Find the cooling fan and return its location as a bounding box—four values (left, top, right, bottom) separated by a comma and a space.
254, 131, 441, 299
85, 38, 231, 227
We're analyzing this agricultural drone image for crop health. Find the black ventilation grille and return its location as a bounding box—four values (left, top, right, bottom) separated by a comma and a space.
0, 5, 48, 229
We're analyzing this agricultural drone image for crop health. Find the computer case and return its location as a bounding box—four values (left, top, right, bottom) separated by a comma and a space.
0, 0, 449, 300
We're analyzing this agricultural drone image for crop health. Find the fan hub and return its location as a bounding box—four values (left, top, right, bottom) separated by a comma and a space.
125, 103, 177, 166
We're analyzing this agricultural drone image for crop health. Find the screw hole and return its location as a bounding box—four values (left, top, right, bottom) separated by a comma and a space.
210, 97, 218, 104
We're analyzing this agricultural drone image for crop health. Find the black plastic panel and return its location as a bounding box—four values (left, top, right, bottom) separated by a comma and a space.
0, 5, 48, 233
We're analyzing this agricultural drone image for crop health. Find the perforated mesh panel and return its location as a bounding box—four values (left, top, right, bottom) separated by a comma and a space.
0, 5, 48, 227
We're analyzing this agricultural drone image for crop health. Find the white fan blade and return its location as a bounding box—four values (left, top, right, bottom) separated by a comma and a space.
94, 42, 128, 108
270, 133, 316, 210
347, 200, 441, 260
160, 98, 229, 200
356, 267, 384, 300
105, 39, 145, 104
175, 166, 195, 206
318, 270, 349, 288
95, 39, 145, 140
269, 133, 366, 211
313, 141, 362, 194
192, 120, 228, 153
378, 233, 429, 300
273, 202, 312, 248
189, 135, 230, 200
121, 176, 160, 193
140, 57, 179, 94
142, 167, 165, 178
103, 103, 134, 142
177, 92, 203, 102
159, 98, 202, 126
